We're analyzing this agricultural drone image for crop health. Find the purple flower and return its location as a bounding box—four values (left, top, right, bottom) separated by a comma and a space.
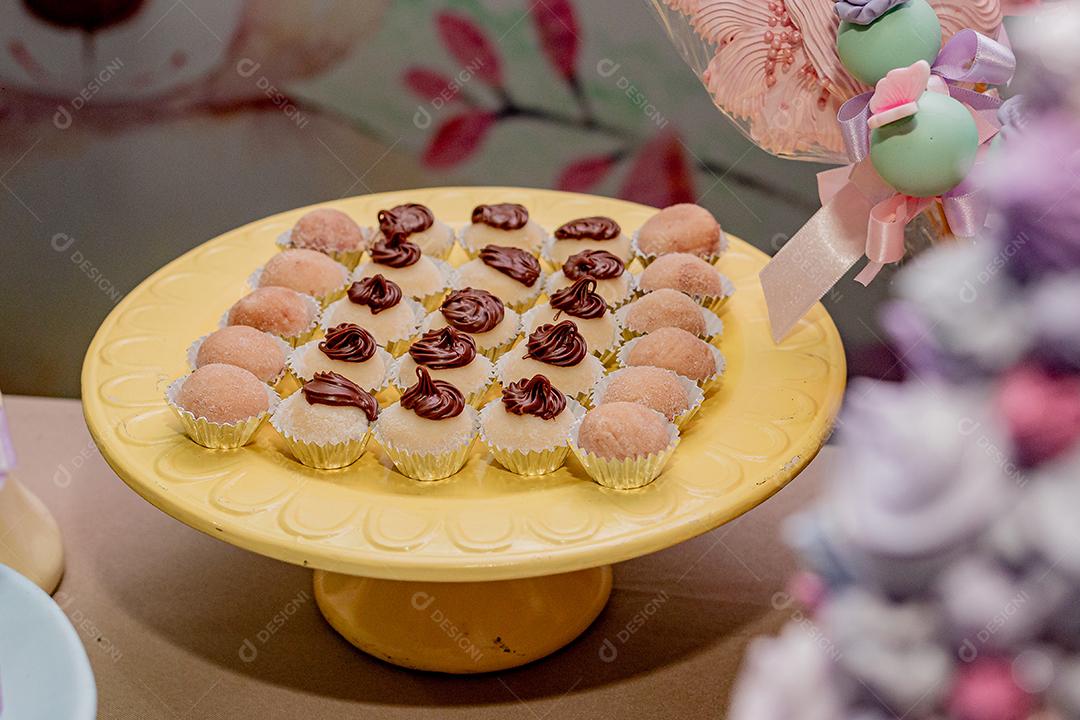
820, 590, 953, 715
981, 113, 1080, 281
997, 95, 1033, 145
888, 242, 1030, 375
1010, 2, 1080, 112
729, 622, 850, 720
834, 0, 907, 25
792, 379, 1017, 596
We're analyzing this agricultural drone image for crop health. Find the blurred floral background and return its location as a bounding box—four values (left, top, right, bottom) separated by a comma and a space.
0, 0, 889, 397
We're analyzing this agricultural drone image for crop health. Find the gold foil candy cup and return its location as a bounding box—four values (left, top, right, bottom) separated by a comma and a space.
372, 406, 479, 482
568, 411, 679, 490
165, 377, 278, 450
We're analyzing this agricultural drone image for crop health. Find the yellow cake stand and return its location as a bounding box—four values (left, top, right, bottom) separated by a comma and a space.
81, 187, 845, 674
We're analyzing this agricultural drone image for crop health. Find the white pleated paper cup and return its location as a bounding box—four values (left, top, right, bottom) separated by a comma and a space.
544, 269, 636, 310
320, 297, 425, 357
629, 228, 727, 268
220, 292, 323, 348
616, 336, 726, 394
286, 341, 394, 394
615, 302, 724, 344
494, 352, 605, 406
186, 331, 293, 389
388, 355, 496, 409
632, 272, 736, 315
248, 259, 351, 308
166, 378, 279, 450
269, 406, 373, 470
590, 367, 705, 430
519, 305, 622, 367
478, 399, 585, 476
276, 229, 368, 269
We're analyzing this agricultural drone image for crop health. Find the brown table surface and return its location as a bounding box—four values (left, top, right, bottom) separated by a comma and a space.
6, 394, 828, 720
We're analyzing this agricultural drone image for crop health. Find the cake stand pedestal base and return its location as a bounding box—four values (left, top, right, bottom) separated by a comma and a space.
313, 566, 612, 673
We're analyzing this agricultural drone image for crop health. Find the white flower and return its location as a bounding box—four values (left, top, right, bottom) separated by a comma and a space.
895, 241, 1031, 373
821, 589, 954, 715
729, 621, 849, 720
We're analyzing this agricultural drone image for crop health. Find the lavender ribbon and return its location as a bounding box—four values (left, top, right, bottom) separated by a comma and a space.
0, 399, 13, 491
838, 31, 1015, 163
933, 30, 1016, 86
835, 0, 907, 25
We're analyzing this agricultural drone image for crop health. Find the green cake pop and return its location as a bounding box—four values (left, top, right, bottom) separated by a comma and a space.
837, 0, 943, 86
870, 91, 979, 198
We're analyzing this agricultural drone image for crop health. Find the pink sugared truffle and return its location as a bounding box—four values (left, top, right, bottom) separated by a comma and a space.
625, 289, 707, 336
259, 249, 348, 298
227, 287, 315, 338
195, 326, 286, 383
637, 204, 722, 258
638, 252, 725, 298
290, 208, 365, 253
577, 402, 670, 460
602, 366, 690, 421
176, 364, 269, 424
626, 327, 716, 382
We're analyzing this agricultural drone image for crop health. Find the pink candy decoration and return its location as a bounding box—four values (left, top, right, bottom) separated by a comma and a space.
946, 659, 1033, 720
998, 364, 1080, 467
867, 60, 950, 129
786, 571, 828, 613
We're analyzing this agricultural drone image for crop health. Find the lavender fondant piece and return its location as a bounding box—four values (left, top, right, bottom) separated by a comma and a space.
834, 0, 909, 25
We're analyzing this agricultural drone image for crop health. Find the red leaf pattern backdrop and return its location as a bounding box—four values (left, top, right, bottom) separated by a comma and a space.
404, 2, 696, 204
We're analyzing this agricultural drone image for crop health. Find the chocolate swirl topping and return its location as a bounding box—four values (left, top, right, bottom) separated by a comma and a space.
549, 278, 607, 320
524, 320, 587, 367
479, 245, 541, 287
554, 216, 621, 241
302, 371, 379, 421
400, 367, 465, 420
440, 288, 505, 334
369, 233, 422, 268
347, 274, 403, 314
501, 375, 567, 420
563, 249, 624, 281
471, 203, 528, 230
408, 327, 477, 370
319, 323, 377, 362
378, 203, 434, 238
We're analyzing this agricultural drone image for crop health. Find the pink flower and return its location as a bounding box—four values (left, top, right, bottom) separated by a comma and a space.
998, 364, 1080, 467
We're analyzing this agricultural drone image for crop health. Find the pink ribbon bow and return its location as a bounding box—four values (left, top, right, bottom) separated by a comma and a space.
760, 30, 1014, 342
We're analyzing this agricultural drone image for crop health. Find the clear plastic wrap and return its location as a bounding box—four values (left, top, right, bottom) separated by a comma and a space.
645, 0, 1005, 163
